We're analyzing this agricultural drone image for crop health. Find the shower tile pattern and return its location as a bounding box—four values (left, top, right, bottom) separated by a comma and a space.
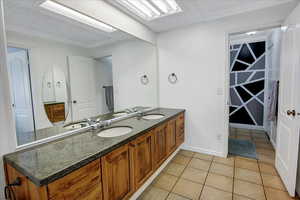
229, 42, 266, 126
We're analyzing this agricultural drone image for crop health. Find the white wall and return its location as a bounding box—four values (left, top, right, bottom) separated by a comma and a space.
91, 39, 158, 110
157, 4, 297, 157
95, 57, 113, 114
0, 0, 17, 198
7, 31, 91, 130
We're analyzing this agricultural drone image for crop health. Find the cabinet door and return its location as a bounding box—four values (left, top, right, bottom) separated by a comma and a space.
102, 144, 133, 200
48, 160, 102, 200
176, 113, 185, 147
154, 124, 167, 168
130, 131, 154, 189
166, 118, 177, 155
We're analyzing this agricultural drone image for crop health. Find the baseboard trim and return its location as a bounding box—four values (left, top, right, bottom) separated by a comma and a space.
181, 145, 226, 158
129, 146, 181, 200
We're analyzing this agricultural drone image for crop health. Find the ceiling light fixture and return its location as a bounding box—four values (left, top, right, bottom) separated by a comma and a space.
246, 31, 257, 35
39, 0, 116, 33
116, 0, 182, 21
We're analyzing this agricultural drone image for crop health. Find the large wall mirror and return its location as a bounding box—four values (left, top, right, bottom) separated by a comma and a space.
4, 0, 158, 146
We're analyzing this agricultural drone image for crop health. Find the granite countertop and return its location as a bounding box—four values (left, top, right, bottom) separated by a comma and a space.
4, 108, 184, 186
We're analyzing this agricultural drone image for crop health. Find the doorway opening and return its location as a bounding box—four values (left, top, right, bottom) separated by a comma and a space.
228, 27, 281, 160
7, 47, 36, 145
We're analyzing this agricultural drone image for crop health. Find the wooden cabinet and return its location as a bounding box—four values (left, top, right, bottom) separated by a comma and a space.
44, 103, 66, 123
166, 118, 177, 155
153, 124, 167, 168
130, 131, 154, 189
47, 160, 102, 200
4, 112, 185, 200
101, 144, 133, 200
176, 113, 185, 147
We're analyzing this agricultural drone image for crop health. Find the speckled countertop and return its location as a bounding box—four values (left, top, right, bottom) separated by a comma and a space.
3, 108, 184, 186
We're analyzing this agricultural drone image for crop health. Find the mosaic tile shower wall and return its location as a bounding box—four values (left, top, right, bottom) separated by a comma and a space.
229, 41, 266, 126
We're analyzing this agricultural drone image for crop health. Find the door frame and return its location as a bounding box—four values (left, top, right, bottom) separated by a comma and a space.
223, 23, 282, 157
228, 37, 269, 131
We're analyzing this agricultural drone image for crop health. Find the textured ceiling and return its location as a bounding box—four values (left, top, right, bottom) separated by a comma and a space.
107, 0, 299, 32
3, 0, 133, 48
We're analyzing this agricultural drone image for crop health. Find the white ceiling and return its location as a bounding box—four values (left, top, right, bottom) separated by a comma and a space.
3, 0, 299, 48
107, 0, 299, 33
3, 0, 133, 48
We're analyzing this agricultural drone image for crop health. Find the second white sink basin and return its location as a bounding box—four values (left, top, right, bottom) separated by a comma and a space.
97, 126, 133, 138
142, 114, 165, 120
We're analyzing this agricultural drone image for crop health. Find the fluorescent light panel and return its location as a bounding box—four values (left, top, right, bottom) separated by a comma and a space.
117, 0, 182, 21
40, 0, 116, 33
246, 31, 257, 35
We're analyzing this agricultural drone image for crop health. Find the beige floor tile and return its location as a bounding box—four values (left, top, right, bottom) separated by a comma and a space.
235, 157, 259, 172
181, 167, 207, 184
256, 148, 275, 156
237, 129, 251, 134
233, 194, 253, 200
164, 162, 186, 177
200, 186, 232, 200
193, 152, 213, 161
261, 173, 286, 191
213, 156, 234, 166
188, 158, 211, 171
252, 133, 268, 139
235, 168, 262, 184
255, 142, 274, 150
259, 163, 278, 176
235, 156, 257, 163
179, 150, 195, 157
167, 193, 190, 200
264, 187, 294, 200
210, 162, 233, 177
172, 154, 191, 166
153, 173, 178, 191
258, 154, 275, 165
138, 186, 169, 200
172, 179, 203, 200
234, 179, 266, 200
205, 173, 233, 192
236, 135, 252, 140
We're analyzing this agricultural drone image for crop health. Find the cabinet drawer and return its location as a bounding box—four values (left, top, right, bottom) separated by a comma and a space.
48, 160, 102, 199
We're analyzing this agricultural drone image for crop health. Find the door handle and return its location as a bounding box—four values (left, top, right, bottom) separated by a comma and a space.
73, 100, 77, 104
287, 109, 296, 117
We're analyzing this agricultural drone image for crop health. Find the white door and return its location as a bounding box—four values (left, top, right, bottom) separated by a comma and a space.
275, 26, 300, 196
7, 49, 35, 144
68, 56, 98, 121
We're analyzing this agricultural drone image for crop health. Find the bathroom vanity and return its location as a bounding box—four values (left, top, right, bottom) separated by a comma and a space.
3, 108, 185, 200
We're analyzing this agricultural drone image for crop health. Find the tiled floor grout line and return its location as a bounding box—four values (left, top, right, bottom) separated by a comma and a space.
164, 153, 194, 200
197, 156, 214, 200
257, 159, 268, 200
232, 156, 236, 200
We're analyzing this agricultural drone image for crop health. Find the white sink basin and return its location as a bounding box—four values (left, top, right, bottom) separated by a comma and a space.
64, 122, 89, 130
113, 112, 127, 117
97, 126, 133, 138
142, 114, 165, 120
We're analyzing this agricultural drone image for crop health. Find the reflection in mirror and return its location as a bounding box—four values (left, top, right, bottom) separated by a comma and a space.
42, 67, 69, 125
4, 0, 158, 146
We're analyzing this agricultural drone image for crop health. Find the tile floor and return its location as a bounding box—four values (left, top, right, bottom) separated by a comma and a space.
138, 128, 299, 200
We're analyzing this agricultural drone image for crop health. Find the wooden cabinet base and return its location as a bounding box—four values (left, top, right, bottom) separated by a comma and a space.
4, 112, 185, 200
